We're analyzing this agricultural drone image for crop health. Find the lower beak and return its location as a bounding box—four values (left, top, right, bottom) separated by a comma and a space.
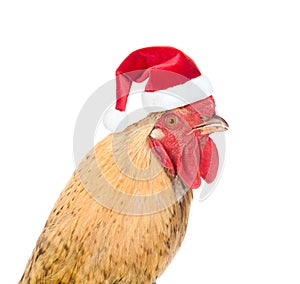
193, 115, 229, 135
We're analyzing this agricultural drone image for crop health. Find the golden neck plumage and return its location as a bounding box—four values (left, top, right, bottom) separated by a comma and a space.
19, 113, 194, 284
77, 112, 188, 215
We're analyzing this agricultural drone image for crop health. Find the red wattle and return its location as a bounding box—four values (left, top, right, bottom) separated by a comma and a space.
177, 137, 202, 189
200, 137, 219, 183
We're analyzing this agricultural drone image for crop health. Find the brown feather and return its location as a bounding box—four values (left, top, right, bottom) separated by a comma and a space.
19, 113, 193, 284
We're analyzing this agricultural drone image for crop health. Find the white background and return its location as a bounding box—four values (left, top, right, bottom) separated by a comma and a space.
1, 1, 300, 283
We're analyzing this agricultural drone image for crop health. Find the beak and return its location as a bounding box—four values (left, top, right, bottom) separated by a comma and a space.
193, 115, 229, 135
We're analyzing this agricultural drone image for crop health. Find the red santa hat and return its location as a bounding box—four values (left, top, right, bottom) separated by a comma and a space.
103, 46, 213, 132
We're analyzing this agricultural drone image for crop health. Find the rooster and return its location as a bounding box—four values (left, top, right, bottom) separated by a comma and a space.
19, 47, 228, 284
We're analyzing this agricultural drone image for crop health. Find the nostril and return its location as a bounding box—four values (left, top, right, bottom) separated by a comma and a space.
200, 116, 209, 121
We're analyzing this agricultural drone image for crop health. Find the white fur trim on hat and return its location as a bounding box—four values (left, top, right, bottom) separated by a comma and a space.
104, 75, 213, 132
141, 75, 213, 110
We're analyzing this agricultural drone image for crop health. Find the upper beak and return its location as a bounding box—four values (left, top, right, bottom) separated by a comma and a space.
193, 115, 229, 135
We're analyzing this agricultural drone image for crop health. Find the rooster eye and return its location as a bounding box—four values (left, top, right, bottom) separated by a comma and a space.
165, 115, 178, 127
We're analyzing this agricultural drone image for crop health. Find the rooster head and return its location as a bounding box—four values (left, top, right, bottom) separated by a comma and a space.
148, 96, 228, 189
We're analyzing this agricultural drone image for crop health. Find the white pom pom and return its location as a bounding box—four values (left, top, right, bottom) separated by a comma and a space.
103, 108, 128, 132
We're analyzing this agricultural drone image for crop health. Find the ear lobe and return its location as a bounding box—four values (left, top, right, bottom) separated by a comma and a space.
149, 138, 175, 175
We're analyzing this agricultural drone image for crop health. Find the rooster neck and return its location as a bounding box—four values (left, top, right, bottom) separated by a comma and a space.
113, 123, 155, 171
19, 114, 194, 284
76, 112, 190, 215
